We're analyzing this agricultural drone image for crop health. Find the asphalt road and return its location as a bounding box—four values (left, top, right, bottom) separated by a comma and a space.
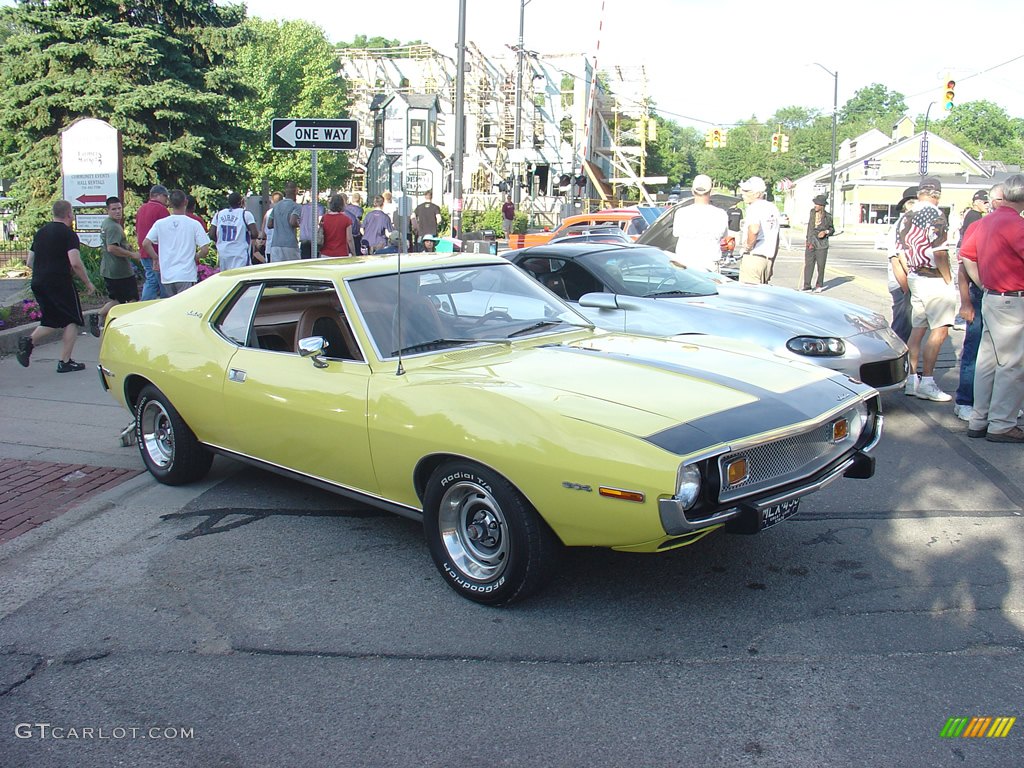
1, 242, 1022, 767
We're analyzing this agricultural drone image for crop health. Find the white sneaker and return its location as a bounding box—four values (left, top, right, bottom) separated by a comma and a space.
953, 403, 973, 421
916, 378, 952, 402
904, 373, 919, 397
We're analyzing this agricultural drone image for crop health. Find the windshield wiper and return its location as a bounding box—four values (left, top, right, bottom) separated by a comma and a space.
506, 320, 574, 338
643, 290, 712, 298
391, 338, 477, 356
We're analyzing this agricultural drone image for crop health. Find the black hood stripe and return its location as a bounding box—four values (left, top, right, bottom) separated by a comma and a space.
550, 344, 865, 456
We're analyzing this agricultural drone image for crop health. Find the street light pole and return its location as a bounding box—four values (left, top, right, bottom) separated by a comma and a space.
814, 63, 838, 219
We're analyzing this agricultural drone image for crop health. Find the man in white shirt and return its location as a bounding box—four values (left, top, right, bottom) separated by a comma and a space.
298, 195, 325, 259
210, 192, 258, 271
671, 174, 728, 272
142, 189, 211, 296
737, 176, 781, 284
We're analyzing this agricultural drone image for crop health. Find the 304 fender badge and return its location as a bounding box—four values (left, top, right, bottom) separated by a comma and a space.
562, 482, 593, 492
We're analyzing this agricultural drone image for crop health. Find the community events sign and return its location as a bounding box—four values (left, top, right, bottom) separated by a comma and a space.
61, 118, 122, 207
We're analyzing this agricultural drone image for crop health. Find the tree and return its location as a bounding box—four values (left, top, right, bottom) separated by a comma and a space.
230, 18, 351, 194
837, 83, 907, 141
698, 119, 776, 191
0, 0, 253, 230
645, 114, 700, 189
336, 35, 423, 49
767, 106, 833, 174
931, 100, 1024, 164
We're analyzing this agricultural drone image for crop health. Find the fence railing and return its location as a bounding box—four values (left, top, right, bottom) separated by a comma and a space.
0, 250, 29, 270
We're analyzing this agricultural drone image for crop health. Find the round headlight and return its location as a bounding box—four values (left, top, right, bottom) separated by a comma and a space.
676, 464, 701, 509
786, 336, 846, 357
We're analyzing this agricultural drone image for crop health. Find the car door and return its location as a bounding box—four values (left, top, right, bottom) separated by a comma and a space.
212, 279, 377, 494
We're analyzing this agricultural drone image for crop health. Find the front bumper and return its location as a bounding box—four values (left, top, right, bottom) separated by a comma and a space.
658, 448, 876, 536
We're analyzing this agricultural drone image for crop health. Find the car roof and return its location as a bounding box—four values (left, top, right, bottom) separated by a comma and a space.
217, 252, 505, 280
562, 211, 641, 224
514, 242, 649, 261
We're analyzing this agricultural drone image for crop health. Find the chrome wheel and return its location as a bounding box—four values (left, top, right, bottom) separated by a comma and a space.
139, 398, 174, 469
437, 479, 509, 583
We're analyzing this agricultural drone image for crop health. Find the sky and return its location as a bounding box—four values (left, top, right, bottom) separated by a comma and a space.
240, 0, 1024, 129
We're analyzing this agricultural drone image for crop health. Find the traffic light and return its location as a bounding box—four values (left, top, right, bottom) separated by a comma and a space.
705, 130, 713, 148
780, 134, 789, 153
943, 79, 956, 111
771, 133, 780, 153
713, 129, 722, 148
719, 129, 727, 148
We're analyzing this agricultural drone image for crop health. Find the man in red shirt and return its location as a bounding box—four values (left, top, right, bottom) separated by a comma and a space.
501, 194, 516, 240
136, 184, 170, 300
959, 173, 1024, 443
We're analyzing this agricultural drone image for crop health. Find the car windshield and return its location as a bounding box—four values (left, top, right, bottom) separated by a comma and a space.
580, 246, 720, 298
348, 261, 592, 359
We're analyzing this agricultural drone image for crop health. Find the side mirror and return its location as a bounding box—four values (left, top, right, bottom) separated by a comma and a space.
578, 293, 645, 311
298, 336, 329, 368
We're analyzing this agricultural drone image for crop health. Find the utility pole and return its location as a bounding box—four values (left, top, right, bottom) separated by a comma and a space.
814, 63, 838, 218
512, 0, 531, 204
452, 0, 467, 238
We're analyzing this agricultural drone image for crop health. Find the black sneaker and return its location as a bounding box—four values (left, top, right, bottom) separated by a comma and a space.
56, 359, 86, 373
88, 313, 101, 338
16, 336, 33, 367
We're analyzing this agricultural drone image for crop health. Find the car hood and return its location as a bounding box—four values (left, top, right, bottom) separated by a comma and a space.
419, 332, 868, 449
707, 283, 888, 335
578, 283, 891, 343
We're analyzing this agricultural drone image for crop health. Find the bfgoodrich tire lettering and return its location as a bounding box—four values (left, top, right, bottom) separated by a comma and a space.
134, 384, 213, 486
423, 461, 559, 606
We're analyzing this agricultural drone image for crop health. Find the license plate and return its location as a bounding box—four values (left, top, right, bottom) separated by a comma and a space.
760, 499, 800, 530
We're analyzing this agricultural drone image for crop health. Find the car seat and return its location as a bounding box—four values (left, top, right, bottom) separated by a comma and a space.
295, 306, 360, 360
391, 292, 446, 355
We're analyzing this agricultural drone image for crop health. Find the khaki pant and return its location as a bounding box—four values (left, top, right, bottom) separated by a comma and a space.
739, 253, 775, 284
969, 293, 1024, 434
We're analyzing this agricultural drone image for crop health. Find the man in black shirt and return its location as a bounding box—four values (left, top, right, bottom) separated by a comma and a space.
412, 191, 442, 251
17, 200, 96, 372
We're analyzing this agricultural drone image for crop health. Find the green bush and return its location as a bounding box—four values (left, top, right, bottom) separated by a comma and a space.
78, 244, 106, 296
457, 207, 530, 235
439, 205, 451, 237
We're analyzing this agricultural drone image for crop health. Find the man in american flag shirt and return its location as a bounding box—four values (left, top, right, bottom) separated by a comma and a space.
895, 176, 957, 402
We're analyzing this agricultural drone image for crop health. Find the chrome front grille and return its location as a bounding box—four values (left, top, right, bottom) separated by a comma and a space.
717, 420, 854, 503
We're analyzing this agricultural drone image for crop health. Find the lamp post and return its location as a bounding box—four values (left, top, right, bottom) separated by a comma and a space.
814, 63, 838, 219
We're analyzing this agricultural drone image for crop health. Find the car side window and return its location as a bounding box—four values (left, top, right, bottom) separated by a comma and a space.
546, 259, 602, 302
216, 281, 363, 362
626, 217, 648, 235
215, 284, 261, 345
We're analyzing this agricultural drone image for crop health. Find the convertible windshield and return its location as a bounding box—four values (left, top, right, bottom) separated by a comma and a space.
581, 246, 720, 298
348, 261, 592, 359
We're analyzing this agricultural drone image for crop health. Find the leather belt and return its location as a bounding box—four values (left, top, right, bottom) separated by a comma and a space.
986, 289, 1024, 297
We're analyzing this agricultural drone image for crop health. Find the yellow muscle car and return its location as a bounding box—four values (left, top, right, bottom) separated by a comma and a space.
98, 254, 882, 605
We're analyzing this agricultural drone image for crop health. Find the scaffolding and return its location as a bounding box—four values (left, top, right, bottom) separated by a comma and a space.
335, 44, 636, 206
589, 64, 657, 205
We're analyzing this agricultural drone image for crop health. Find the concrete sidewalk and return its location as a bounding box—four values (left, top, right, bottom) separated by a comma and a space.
0, 330, 144, 539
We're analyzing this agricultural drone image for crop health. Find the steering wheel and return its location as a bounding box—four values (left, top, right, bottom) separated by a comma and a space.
472, 310, 513, 326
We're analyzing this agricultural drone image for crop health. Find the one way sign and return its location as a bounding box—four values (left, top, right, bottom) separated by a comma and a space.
271, 118, 359, 151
